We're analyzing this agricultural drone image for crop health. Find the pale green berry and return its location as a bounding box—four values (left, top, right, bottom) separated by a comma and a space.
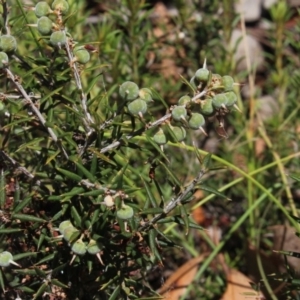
74, 49, 90, 64
52, 0, 69, 15
212, 93, 228, 109
119, 81, 139, 101
127, 99, 147, 116
224, 91, 238, 107
62, 226, 79, 243
0, 35, 17, 53
153, 128, 168, 145
222, 75, 234, 91
178, 95, 191, 106
50, 31, 66, 47
0, 52, 9, 68
58, 220, 74, 234
71, 239, 87, 256
37, 16, 53, 35
87, 239, 102, 255
195, 68, 210, 83
200, 98, 214, 115
170, 126, 186, 142
188, 113, 205, 130
0, 251, 13, 267
139, 88, 153, 103
0, 102, 4, 111
171, 106, 187, 121
34, 2, 51, 17
116, 205, 134, 220
209, 74, 223, 91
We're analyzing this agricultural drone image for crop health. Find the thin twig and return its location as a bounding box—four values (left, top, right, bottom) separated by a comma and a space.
64, 35, 94, 133
99, 90, 207, 154
1, 0, 10, 35
139, 167, 206, 230
5, 68, 69, 160
0, 150, 41, 186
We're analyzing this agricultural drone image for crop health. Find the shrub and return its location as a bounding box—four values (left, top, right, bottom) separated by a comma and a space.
0, 1, 241, 299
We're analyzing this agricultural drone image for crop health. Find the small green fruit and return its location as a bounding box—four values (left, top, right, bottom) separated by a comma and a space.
74, 49, 90, 64
170, 126, 186, 142
188, 113, 205, 130
127, 99, 147, 116
200, 98, 214, 115
59, 220, 74, 234
0, 102, 4, 111
37, 16, 53, 35
34, 2, 51, 17
50, 31, 66, 47
119, 81, 139, 101
195, 68, 210, 83
212, 93, 228, 109
0, 251, 13, 267
0, 35, 17, 53
178, 95, 191, 106
224, 91, 238, 107
171, 106, 187, 121
62, 226, 80, 243
71, 239, 87, 256
87, 239, 102, 255
0, 52, 9, 68
209, 74, 223, 91
153, 128, 168, 145
139, 88, 153, 103
51, 0, 69, 15
117, 205, 134, 220
222, 75, 234, 91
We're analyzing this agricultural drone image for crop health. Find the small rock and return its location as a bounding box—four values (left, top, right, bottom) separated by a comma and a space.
235, 0, 262, 22
230, 29, 265, 73
255, 95, 279, 121
262, 0, 279, 9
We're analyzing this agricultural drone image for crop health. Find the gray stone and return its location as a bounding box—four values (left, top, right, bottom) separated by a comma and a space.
235, 0, 262, 22
255, 95, 279, 121
230, 29, 265, 73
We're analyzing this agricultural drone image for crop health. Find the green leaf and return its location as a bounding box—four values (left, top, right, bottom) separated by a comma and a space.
289, 173, 300, 182
0, 228, 23, 234
13, 193, 33, 213
139, 208, 164, 215
56, 167, 82, 182
202, 153, 212, 170
108, 285, 121, 300
141, 177, 158, 209
179, 205, 189, 235
0, 169, 5, 209
71, 159, 97, 183
198, 184, 230, 200
148, 229, 162, 264
159, 161, 182, 190
13, 252, 38, 261
157, 215, 204, 230
71, 206, 82, 227
12, 214, 45, 223
34, 252, 57, 265
33, 283, 48, 300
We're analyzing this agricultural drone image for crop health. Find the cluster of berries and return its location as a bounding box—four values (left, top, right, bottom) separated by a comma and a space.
33, 0, 90, 64
118, 65, 239, 145
119, 81, 153, 117
58, 220, 103, 263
